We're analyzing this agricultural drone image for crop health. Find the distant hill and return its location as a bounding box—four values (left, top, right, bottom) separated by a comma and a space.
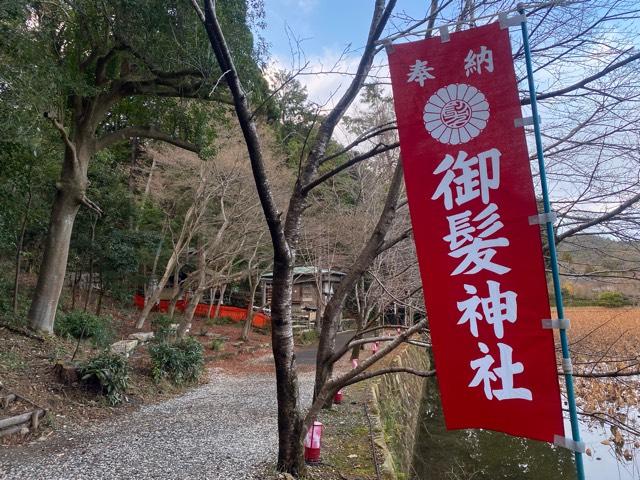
556, 235, 639, 303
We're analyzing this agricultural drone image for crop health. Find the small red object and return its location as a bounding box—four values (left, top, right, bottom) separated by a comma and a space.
334, 389, 344, 404
304, 421, 324, 463
351, 358, 359, 369
372, 341, 379, 354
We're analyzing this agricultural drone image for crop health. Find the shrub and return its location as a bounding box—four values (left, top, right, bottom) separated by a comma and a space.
219, 315, 235, 325
597, 291, 631, 308
210, 338, 225, 351
79, 352, 129, 405
296, 329, 318, 345
55, 311, 114, 348
151, 314, 176, 341
204, 315, 234, 326
149, 337, 204, 385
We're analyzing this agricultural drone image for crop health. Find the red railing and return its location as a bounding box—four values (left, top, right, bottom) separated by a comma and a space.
133, 294, 270, 328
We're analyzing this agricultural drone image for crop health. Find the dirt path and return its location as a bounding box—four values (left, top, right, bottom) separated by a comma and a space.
0, 369, 314, 480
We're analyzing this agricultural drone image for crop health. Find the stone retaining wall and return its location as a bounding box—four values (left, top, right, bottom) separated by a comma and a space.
368, 345, 430, 479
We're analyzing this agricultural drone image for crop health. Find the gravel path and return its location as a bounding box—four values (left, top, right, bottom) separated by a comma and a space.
0, 369, 313, 480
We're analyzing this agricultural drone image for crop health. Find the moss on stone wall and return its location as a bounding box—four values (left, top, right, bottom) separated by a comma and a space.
368, 345, 430, 479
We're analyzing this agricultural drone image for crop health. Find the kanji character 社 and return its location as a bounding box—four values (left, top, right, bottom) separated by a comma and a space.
464, 46, 494, 77
407, 59, 435, 86
457, 280, 517, 338
443, 203, 510, 275
469, 342, 532, 401
431, 148, 501, 210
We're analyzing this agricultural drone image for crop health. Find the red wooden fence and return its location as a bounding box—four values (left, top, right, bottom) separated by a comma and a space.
133, 294, 270, 328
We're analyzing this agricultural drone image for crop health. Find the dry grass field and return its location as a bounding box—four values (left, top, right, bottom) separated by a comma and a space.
567, 307, 640, 371
561, 307, 640, 459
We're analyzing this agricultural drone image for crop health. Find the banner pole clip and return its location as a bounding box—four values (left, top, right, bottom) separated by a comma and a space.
514, 115, 541, 128
562, 358, 573, 375
528, 211, 557, 225
382, 40, 395, 54
499, 12, 527, 29
439, 25, 450, 43
554, 435, 586, 453
542, 318, 571, 330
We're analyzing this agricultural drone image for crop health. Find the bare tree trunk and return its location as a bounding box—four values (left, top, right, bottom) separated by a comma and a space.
28, 145, 86, 333
178, 291, 202, 337
128, 137, 138, 193
13, 189, 32, 314
167, 266, 181, 318
314, 163, 404, 403
137, 250, 179, 328
178, 243, 206, 338
143, 155, 156, 197
350, 312, 366, 361
71, 271, 79, 310
270, 260, 305, 474
213, 283, 226, 321
207, 287, 217, 317
241, 275, 259, 341
136, 175, 208, 329
95, 273, 104, 316
83, 215, 98, 312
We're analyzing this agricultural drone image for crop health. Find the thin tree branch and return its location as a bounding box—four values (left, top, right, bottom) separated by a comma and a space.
556, 191, 640, 243
44, 112, 80, 172
301, 142, 399, 194
341, 366, 436, 388
378, 227, 412, 254
521, 52, 640, 105
96, 126, 200, 153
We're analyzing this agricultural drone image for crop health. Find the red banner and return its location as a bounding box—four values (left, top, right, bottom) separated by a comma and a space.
388, 22, 564, 442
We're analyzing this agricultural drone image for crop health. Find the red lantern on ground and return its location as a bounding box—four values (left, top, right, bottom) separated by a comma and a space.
371, 341, 379, 354
334, 389, 344, 404
304, 421, 324, 464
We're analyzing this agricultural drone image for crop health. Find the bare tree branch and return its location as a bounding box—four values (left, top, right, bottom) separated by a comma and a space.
557, 191, 640, 243
301, 142, 399, 194
96, 126, 201, 153
521, 51, 640, 105
341, 366, 436, 387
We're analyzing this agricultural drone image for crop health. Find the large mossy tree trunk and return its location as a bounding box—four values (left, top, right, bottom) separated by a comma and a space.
28, 143, 90, 333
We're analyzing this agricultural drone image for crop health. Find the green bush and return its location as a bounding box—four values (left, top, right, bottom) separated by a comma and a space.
149, 337, 204, 385
296, 329, 318, 345
55, 310, 114, 347
205, 315, 234, 326
151, 314, 176, 341
597, 291, 631, 308
210, 338, 225, 351
79, 352, 129, 405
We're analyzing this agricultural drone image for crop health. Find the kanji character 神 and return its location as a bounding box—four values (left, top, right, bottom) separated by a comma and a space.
443, 202, 511, 275
464, 46, 494, 77
456, 280, 517, 338
407, 59, 435, 86
431, 148, 501, 210
469, 342, 532, 401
